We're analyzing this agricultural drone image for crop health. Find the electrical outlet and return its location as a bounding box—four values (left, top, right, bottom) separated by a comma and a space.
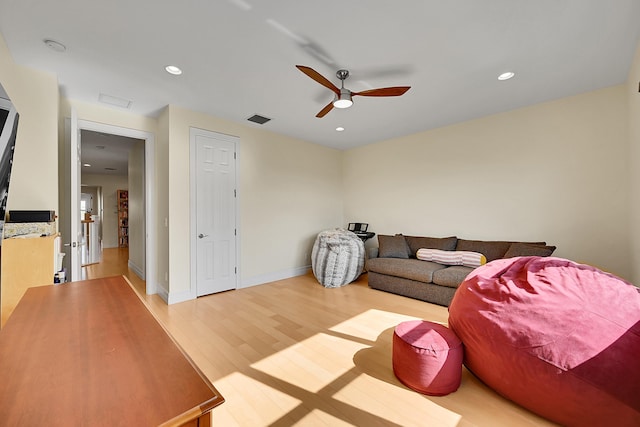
164, 272, 168, 282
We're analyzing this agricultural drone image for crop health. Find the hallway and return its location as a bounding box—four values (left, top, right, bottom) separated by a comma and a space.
82, 247, 146, 295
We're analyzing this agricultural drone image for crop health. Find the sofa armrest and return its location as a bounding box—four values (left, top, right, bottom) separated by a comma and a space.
368, 247, 379, 259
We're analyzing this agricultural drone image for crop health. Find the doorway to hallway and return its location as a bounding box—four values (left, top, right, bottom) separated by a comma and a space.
82, 247, 146, 294
63, 118, 157, 295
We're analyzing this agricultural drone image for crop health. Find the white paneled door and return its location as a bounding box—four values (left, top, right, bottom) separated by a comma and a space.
192, 128, 238, 297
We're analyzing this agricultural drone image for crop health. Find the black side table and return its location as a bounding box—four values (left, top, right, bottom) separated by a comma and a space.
354, 231, 375, 242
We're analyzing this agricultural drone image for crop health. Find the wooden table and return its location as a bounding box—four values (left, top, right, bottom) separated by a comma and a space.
0, 276, 224, 426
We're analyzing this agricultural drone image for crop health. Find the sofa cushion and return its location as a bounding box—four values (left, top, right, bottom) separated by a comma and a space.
432, 266, 475, 289
367, 258, 447, 283
377, 235, 411, 259
503, 242, 556, 258
405, 236, 458, 258
455, 239, 513, 262
417, 248, 486, 268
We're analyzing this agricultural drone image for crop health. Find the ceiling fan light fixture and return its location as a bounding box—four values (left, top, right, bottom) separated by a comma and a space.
333, 90, 353, 109
333, 98, 353, 109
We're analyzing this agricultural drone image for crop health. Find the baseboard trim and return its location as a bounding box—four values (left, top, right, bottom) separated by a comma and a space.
156, 285, 169, 303
240, 265, 311, 289
128, 260, 145, 280
161, 265, 312, 303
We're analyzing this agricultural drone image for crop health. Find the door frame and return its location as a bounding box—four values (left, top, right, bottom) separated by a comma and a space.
189, 127, 240, 299
77, 120, 157, 295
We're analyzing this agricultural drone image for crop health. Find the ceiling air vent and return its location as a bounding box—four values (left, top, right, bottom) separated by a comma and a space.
247, 114, 271, 125
98, 93, 132, 109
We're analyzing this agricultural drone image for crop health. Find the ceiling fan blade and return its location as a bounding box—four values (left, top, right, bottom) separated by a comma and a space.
296, 65, 340, 95
316, 101, 334, 118
352, 86, 411, 97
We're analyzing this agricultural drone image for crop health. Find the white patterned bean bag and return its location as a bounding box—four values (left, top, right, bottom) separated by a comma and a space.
312, 229, 365, 288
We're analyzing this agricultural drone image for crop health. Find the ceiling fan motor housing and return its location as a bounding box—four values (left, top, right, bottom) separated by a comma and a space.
334, 88, 353, 108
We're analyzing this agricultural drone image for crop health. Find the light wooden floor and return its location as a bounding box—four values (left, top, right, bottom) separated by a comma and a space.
86, 248, 557, 427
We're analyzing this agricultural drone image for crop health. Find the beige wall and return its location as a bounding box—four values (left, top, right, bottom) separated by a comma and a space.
344, 85, 632, 281
628, 42, 640, 284
128, 140, 145, 276
163, 105, 344, 301
81, 174, 128, 249
0, 34, 59, 216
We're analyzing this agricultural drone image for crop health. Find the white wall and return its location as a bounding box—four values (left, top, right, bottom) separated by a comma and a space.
81, 174, 128, 249
162, 105, 344, 302
0, 34, 59, 216
344, 85, 632, 281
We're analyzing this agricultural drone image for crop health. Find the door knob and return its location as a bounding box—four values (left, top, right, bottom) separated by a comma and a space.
198, 233, 208, 239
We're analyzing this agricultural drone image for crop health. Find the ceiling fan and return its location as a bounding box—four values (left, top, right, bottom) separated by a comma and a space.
296, 65, 411, 118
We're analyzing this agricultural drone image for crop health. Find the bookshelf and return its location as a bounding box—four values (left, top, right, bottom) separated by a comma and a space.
117, 189, 128, 248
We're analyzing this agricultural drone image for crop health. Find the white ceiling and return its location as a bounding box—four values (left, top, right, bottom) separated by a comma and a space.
80, 130, 140, 177
0, 0, 639, 151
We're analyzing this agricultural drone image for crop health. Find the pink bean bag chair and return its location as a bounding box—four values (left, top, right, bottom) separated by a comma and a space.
448, 256, 640, 427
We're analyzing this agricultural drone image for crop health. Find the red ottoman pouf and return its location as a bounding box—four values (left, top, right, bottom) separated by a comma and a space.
392, 320, 463, 396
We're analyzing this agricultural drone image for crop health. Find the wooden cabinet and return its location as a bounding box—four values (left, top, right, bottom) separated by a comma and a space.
1, 234, 61, 327
0, 276, 225, 424
117, 189, 128, 248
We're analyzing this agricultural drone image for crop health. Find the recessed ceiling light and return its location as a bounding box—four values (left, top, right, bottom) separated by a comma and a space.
83, 163, 91, 167
498, 71, 515, 81
43, 39, 66, 52
336, 127, 345, 132
165, 65, 183, 75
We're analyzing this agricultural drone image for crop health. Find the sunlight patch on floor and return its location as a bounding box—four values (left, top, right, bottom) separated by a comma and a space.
333, 374, 463, 427
329, 308, 424, 341
251, 332, 369, 393
294, 409, 357, 426
213, 371, 302, 426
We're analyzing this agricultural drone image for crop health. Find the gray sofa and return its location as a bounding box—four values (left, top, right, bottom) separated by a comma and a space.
366, 234, 556, 306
